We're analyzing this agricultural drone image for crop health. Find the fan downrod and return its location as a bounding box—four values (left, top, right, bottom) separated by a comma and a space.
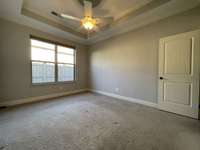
78, 0, 102, 8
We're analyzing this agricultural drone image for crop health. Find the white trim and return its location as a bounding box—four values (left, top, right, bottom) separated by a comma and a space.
89, 89, 158, 108
0, 89, 88, 107
0, 89, 158, 109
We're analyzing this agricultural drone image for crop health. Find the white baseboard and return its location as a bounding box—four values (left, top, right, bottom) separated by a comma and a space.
89, 89, 158, 108
0, 89, 158, 109
0, 89, 88, 107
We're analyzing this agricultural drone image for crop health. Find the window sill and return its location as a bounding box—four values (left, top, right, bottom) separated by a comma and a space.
31, 81, 76, 86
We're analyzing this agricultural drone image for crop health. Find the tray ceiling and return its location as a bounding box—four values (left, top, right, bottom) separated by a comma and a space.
23, 0, 153, 20
0, 0, 200, 45
22, 0, 154, 36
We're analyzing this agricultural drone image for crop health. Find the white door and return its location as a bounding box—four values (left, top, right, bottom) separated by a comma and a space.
158, 30, 200, 119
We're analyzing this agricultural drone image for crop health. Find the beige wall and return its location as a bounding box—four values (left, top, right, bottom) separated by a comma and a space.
0, 19, 88, 102
89, 6, 200, 103
1, 6, 200, 104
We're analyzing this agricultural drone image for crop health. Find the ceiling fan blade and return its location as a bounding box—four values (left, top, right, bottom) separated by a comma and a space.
84, 0, 92, 17
95, 17, 114, 24
61, 14, 81, 21
51, 11, 81, 22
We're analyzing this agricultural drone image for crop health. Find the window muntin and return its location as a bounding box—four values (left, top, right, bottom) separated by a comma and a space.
31, 47, 55, 62
57, 45, 74, 55
58, 64, 74, 82
31, 39, 55, 50
32, 62, 55, 83
31, 38, 75, 84
57, 53, 74, 64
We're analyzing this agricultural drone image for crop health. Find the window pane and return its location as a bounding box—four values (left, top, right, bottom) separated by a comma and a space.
32, 62, 55, 83
57, 45, 74, 55
31, 47, 55, 62
31, 39, 55, 50
57, 53, 74, 64
58, 64, 74, 81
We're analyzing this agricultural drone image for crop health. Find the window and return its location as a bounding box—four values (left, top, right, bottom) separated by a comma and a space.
57, 45, 75, 82
31, 38, 75, 84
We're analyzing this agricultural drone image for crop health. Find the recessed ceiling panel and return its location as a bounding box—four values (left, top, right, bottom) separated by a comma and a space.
23, 0, 83, 30
22, 0, 153, 31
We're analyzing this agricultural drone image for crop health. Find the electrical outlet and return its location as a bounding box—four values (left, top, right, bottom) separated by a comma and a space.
115, 88, 119, 93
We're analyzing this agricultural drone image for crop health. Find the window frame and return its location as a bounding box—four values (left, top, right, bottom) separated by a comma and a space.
30, 35, 76, 85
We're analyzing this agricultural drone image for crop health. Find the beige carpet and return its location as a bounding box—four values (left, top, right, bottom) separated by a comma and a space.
0, 92, 199, 150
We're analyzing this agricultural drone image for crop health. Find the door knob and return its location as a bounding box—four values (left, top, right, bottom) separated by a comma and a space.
160, 77, 164, 80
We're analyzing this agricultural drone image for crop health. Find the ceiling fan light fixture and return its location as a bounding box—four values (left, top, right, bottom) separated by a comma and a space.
81, 17, 96, 30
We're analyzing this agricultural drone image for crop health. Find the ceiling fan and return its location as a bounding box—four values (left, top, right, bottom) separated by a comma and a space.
51, 0, 113, 32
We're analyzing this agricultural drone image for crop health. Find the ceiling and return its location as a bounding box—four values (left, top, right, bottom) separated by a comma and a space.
23, 0, 154, 20
0, 0, 200, 45
22, 0, 153, 34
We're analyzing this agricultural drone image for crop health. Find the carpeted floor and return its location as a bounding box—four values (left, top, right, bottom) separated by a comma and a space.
0, 92, 199, 150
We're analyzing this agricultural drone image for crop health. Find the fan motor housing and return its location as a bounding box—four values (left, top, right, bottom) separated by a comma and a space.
78, 0, 102, 7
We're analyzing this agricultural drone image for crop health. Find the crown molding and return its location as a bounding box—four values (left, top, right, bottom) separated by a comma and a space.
21, 8, 87, 39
